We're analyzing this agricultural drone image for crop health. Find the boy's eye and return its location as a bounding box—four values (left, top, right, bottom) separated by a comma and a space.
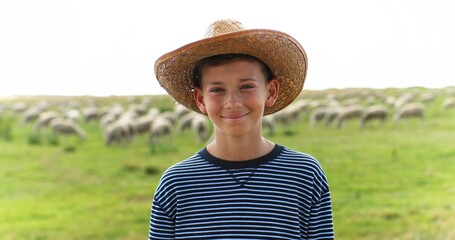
241, 84, 255, 89
209, 88, 223, 93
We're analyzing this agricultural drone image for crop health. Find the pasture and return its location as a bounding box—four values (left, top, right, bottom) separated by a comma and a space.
1, 87, 455, 240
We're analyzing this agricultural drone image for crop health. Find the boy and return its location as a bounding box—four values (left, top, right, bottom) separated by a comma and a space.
149, 19, 334, 239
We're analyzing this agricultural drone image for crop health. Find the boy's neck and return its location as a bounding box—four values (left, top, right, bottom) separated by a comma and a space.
207, 135, 275, 161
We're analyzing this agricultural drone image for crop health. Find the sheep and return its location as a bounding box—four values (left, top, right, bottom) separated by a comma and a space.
64, 108, 82, 122
103, 120, 131, 145
360, 105, 388, 128
100, 113, 117, 131
394, 92, 418, 109
309, 107, 328, 127
286, 99, 311, 119
12, 102, 28, 114
191, 114, 210, 142
21, 106, 44, 124
420, 92, 437, 103
149, 116, 174, 144
393, 102, 425, 123
34, 111, 61, 131
177, 112, 198, 133
133, 114, 157, 136
174, 103, 192, 119
159, 111, 178, 125
323, 107, 342, 127
442, 97, 455, 110
49, 118, 86, 140
335, 104, 364, 128
271, 109, 293, 125
112, 112, 137, 140
82, 106, 99, 122
262, 114, 276, 135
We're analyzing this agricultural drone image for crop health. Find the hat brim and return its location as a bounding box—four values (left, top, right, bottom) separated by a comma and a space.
154, 29, 307, 115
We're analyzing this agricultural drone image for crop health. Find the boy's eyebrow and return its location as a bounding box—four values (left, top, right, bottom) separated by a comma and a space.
239, 77, 258, 82
206, 78, 258, 85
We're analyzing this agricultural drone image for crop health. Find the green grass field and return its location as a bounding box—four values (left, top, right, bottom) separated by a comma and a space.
1, 88, 455, 239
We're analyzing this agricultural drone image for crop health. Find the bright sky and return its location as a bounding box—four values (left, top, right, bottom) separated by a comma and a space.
0, 0, 453, 97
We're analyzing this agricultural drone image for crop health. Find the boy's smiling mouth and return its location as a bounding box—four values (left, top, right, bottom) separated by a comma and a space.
221, 113, 249, 120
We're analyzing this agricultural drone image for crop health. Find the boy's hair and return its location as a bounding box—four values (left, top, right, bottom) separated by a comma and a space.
192, 54, 276, 88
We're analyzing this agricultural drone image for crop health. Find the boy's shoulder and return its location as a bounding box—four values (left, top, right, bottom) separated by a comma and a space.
160, 150, 208, 177
278, 146, 323, 169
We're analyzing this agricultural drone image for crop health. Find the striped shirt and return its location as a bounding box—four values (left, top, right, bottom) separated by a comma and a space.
149, 144, 334, 239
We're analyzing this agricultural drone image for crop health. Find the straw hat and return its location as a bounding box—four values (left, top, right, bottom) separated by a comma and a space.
154, 19, 307, 115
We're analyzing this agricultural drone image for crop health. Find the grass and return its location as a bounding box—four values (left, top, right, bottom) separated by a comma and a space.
1, 89, 455, 239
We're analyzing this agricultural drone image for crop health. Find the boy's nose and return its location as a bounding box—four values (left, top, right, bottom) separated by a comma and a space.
225, 91, 242, 109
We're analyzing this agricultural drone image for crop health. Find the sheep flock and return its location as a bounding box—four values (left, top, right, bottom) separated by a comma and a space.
1, 87, 454, 147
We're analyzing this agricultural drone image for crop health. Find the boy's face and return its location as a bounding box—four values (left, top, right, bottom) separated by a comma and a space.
194, 59, 279, 137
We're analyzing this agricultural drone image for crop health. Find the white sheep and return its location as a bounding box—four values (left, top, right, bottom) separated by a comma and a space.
49, 118, 86, 140
360, 105, 388, 128
323, 106, 342, 127
65, 108, 82, 122
309, 107, 328, 127
34, 111, 61, 130
133, 114, 157, 136
262, 114, 276, 135
335, 104, 364, 128
21, 106, 43, 124
174, 103, 192, 119
393, 102, 425, 123
177, 112, 198, 133
12, 102, 28, 114
149, 116, 174, 144
82, 106, 99, 122
103, 120, 131, 145
100, 110, 138, 145
442, 97, 455, 110
190, 114, 210, 142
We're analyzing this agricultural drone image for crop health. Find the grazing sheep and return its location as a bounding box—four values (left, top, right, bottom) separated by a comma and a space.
34, 111, 61, 130
309, 107, 328, 127
147, 107, 160, 116
112, 112, 137, 140
49, 118, 86, 140
442, 97, 455, 110
21, 106, 43, 124
133, 114, 157, 136
271, 109, 293, 125
12, 102, 28, 114
100, 113, 117, 131
159, 111, 178, 125
191, 114, 210, 142
393, 102, 425, 122
262, 114, 276, 135
149, 116, 174, 143
177, 112, 198, 133
394, 92, 417, 109
65, 109, 82, 122
385, 96, 396, 107
103, 120, 131, 145
360, 105, 388, 128
335, 104, 364, 128
82, 106, 99, 122
174, 103, 192, 119
420, 92, 437, 103
323, 106, 342, 127
285, 99, 311, 120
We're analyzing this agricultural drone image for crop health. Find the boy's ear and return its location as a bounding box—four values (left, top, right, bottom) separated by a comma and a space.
193, 87, 207, 114
265, 79, 279, 107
